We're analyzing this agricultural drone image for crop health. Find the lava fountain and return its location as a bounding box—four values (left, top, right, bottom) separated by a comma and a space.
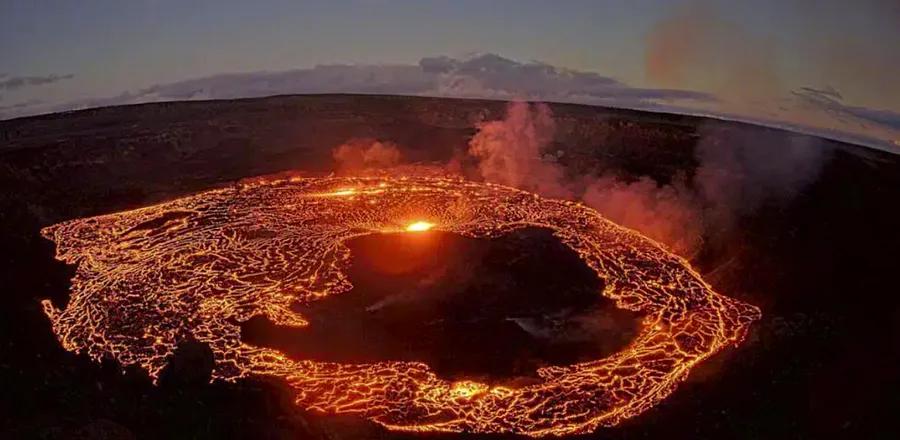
40, 175, 760, 436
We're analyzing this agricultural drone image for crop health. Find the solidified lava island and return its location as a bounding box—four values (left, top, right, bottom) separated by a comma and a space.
40, 174, 760, 436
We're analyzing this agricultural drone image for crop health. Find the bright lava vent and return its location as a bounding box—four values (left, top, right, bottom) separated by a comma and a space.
405, 221, 435, 232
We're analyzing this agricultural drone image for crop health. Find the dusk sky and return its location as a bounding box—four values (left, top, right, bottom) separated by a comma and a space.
2, 0, 898, 150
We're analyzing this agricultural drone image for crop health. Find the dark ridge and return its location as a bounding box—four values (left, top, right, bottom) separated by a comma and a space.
241, 227, 642, 383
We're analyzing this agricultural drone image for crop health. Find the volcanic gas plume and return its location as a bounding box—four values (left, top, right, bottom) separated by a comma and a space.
41, 174, 759, 436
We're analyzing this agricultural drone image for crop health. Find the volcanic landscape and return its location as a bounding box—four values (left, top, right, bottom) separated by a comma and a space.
2, 95, 899, 438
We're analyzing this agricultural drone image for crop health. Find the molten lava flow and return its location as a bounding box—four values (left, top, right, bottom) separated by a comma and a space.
40, 175, 760, 436
405, 221, 435, 232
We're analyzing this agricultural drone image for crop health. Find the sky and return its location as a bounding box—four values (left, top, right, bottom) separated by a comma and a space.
1, 0, 898, 150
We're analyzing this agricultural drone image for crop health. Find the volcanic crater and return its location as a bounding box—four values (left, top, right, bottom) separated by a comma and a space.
241, 227, 642, 383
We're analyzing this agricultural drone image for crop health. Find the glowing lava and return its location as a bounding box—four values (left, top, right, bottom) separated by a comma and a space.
405, 221, 435, 232
40, 175, 760, 436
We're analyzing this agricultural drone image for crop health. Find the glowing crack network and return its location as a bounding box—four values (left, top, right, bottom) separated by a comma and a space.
41, 175, 760, 436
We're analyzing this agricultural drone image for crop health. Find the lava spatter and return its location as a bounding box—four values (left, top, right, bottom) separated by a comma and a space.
41, 175, 760, 436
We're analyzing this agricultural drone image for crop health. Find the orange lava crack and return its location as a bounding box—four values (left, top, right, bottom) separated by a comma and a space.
41, 175, 760, 436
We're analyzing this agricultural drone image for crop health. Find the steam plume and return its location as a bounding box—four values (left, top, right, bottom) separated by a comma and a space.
582, 175, 702, 257
466, 102, 828, 258
467, 102, 571, 198
332, 138, 402, 173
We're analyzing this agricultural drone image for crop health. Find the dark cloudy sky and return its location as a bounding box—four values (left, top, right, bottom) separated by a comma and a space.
1, 0, 898, 150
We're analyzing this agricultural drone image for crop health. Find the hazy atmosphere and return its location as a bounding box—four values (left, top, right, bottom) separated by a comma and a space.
2, 0, 898, 150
